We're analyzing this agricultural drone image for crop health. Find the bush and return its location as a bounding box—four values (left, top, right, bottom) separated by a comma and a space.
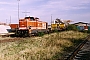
67, 24, 78, 31
87, 30, 90, 33
81, 30, 90, 33
38, 32, 44, 37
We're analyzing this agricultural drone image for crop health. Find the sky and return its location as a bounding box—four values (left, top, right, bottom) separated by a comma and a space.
0, 0, 90, 24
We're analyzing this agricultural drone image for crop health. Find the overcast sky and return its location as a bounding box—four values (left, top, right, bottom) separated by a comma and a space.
0, 0, 90, 24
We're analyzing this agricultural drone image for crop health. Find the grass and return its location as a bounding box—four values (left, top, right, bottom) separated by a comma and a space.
0, 31, 88, 60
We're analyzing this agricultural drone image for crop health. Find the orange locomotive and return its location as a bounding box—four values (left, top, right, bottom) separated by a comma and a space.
11, 16, 48, 37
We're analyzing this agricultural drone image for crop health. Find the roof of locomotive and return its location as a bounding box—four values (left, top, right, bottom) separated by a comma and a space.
19, 16, 47, 23
25, 16, 39, 20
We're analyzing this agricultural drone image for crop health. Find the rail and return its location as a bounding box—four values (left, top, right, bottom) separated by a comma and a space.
65, 35, 90, 60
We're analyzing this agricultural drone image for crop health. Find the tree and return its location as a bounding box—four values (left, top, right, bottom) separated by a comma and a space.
63, 20, 73, 27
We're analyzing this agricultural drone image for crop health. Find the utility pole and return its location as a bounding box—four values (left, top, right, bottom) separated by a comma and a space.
17, 0, 20, 20
51, 14, 52, 24
10, 16, 11, 24
6, 19, 7, 24
22, 11, 30, 17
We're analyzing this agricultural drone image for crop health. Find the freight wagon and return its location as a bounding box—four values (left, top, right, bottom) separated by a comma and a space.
0, 25, 15, 36
9, 24, 18, 32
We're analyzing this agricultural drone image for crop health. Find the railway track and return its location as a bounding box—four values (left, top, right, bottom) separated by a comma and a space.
0, 37, 23, 43
65, 35, 90, 60
0, 34, 39, 43
0, 33, 42, 43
